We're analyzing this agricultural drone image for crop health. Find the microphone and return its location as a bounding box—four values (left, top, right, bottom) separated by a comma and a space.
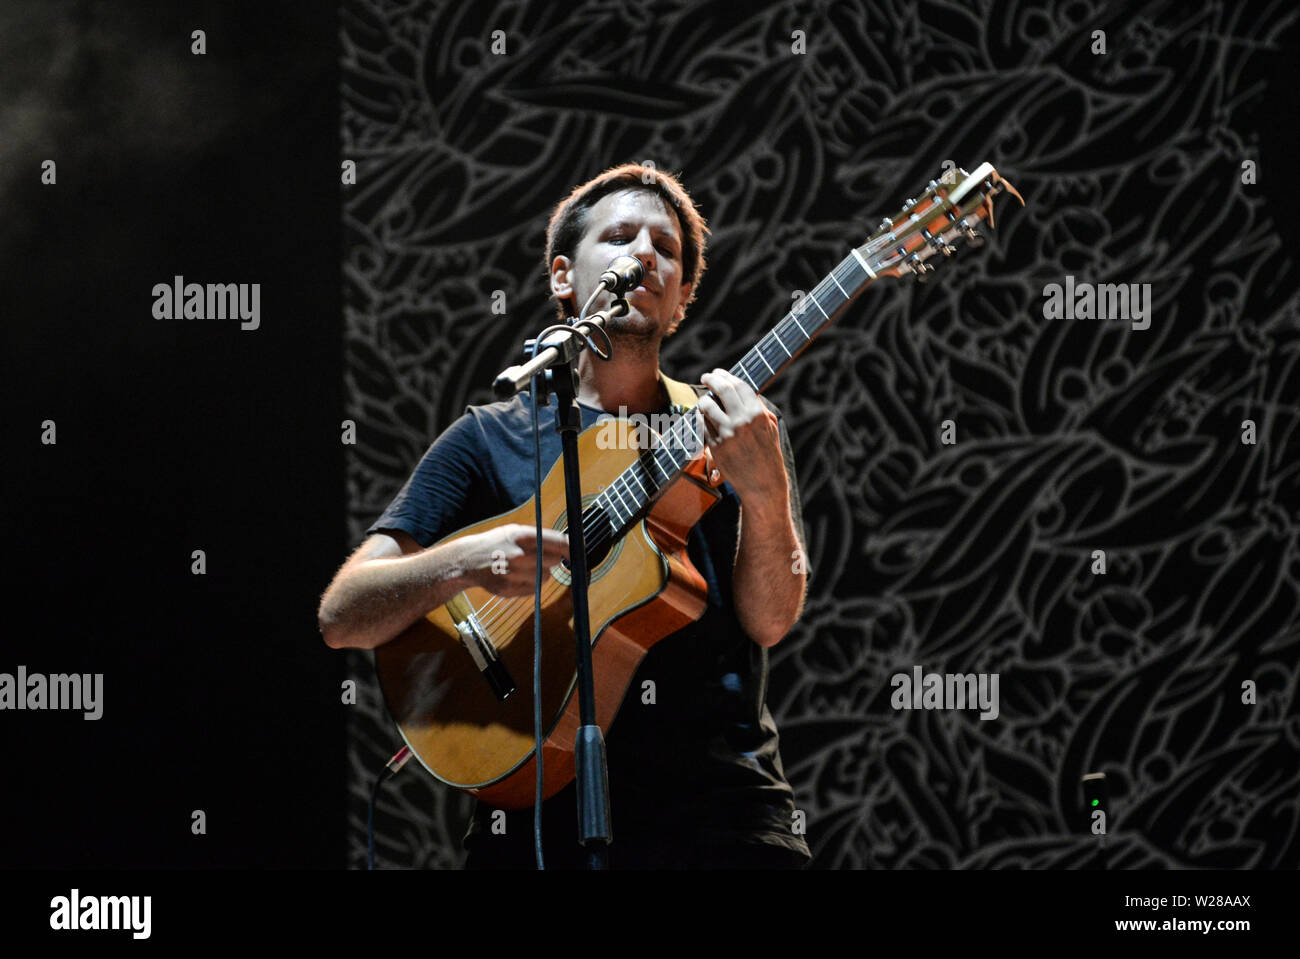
598, 256, 644, 295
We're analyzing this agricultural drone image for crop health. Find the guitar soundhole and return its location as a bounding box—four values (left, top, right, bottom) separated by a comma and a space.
551, 502, 622, 586
557, 534, 613, 574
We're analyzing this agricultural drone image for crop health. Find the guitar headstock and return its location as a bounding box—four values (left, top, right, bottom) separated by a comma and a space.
857, 163, 1024, 281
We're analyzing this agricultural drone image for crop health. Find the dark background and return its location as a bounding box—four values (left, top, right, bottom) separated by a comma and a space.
3, 0, 1299, 873
2, 1, 343, 867
341, 0, 1300, 871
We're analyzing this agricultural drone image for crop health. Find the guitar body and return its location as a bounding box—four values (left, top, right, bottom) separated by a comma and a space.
374, 418, 723, 809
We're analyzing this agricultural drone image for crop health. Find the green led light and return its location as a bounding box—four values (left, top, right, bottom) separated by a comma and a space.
1091, 799, 1100, 806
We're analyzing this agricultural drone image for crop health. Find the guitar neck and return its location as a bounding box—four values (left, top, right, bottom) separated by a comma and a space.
589, 250, 878, 540
727, 251, 875, 395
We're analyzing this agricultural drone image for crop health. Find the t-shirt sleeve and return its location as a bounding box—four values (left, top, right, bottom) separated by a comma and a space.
365, 412, 488, 549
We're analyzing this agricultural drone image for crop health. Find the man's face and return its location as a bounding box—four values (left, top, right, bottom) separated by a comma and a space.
551, 189, 692, 345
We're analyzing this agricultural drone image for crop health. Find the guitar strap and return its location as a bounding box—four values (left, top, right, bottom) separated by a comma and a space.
659, 372, 702, 412
660, 372, 725, 490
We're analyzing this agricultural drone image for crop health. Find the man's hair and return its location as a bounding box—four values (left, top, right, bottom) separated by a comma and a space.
544, 163, 709, 334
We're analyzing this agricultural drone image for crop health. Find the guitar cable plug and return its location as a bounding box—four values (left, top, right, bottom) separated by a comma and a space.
367, 746, 413, 870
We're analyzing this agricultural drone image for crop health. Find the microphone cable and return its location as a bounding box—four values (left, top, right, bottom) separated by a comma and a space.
524, 293, 616, 869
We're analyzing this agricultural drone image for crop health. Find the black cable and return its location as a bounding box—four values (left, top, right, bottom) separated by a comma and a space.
366, 766, 387, 870
523, 300, 614, 870
366, 746, 411, 870
529, 355, 546, 871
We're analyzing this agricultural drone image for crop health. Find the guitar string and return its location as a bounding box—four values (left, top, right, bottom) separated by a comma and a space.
474, 507, 617, 633
477, 579, 563, 638
470, 490, 613, 623
475, 517, 646, 638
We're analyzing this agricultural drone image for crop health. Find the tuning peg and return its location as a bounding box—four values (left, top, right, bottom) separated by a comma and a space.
878, 218, 893, 233
960, 220, 984, 246
923, 229, 954, 257
906, 254, 935, 281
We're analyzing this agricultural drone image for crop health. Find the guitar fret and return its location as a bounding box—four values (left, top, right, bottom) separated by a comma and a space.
633, 464, 652, 497
683, 417, 703, 447
628, 465, 650, 498
640, 461, 659, 496
609, 483, 632, 520
593, 492, 613, 525
778, 317, 804, 349
610, 477, 632, 517
680, 419, 698, 452
850, 247, 877, 278
582, 504, 604, 540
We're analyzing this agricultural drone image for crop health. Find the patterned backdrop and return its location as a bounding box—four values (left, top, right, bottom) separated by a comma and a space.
341, 0, 1299, 868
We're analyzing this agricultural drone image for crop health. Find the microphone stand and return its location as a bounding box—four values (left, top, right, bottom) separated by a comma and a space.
492, 298, 626, 871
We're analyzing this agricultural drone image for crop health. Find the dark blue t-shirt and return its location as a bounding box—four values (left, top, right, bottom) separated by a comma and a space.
367, 385, 811, 868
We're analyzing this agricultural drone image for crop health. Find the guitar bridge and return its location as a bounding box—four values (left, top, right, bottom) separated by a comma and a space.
451, 606, 516, 702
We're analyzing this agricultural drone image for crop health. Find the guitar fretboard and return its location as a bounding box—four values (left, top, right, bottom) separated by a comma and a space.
586, 251, 875, 541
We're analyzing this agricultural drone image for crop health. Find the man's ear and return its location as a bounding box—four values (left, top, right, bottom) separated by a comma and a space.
673, 281, 693, 323
550, 255, 574, 300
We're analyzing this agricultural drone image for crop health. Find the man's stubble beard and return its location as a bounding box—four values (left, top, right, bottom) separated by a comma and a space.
561, 295, 667, 360
605, 313, 664, 361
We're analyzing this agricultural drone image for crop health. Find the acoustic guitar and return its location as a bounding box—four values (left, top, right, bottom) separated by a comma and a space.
375, 163, 1024, 808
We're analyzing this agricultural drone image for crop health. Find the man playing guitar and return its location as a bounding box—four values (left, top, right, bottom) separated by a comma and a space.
319, 163, 812, 869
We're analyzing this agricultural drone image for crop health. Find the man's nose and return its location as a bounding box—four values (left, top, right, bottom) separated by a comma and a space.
629, 231, 657, 271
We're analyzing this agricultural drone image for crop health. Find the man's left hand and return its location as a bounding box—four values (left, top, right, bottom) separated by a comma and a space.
696, 368, 788, 503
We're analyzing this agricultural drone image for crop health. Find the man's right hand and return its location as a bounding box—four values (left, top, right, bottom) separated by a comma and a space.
319, 524, 569, 649
457, 524, 570, 597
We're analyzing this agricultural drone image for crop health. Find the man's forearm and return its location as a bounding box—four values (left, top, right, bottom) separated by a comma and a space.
733, 493, 806, 647
318, 542, 470, 651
